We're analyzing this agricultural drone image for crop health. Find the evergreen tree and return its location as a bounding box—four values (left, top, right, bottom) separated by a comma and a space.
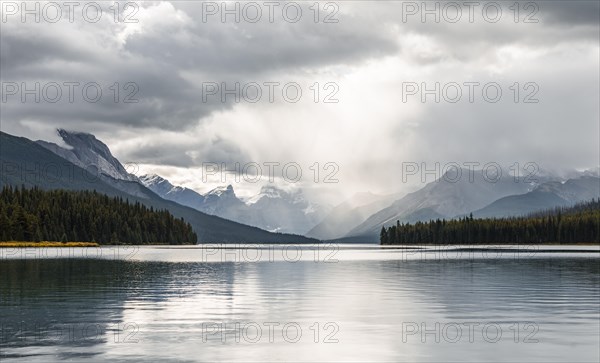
380, 227, 388, 245
380, 199, 600, 245
0, 186, 198, 245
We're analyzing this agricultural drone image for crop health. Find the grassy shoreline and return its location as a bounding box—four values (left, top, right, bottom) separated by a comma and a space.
0, 241, 99, 248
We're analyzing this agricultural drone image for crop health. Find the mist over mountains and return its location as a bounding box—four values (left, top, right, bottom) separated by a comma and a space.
33, 129, 332, 235
306, 192, 399, 240
140, 175, 331, 234
3, 129, 598, 243
344, 171, 599, 241
0, 130, 318, 244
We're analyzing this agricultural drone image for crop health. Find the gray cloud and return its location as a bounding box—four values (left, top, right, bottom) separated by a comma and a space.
541, 0, 600, 25
1, 1, 400, 134
1, 0, 598, 199
124, 135, 250, 168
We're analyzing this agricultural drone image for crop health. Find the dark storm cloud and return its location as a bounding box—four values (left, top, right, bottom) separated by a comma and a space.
0, 66, 227, 131
0, 32, 92, 72
0, 0, 598, 175
124, 135, 250, 168
0, 1, 399, 134
124, 142, 197, 167
374, 0, 600, 66
541, 0, 600, 25
123, 15, 398, 75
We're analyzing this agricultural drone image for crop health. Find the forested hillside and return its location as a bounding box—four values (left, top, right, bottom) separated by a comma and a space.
0, 131, 319, 244
380, 199, 600, 245
0, 186, 197, 244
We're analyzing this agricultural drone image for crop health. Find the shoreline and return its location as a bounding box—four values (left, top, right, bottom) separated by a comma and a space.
1, 242, 598, 249
0, 241, 99, 248
379, 242, 600, 247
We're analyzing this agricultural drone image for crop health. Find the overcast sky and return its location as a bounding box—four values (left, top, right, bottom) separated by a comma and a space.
1, 1, 599, 204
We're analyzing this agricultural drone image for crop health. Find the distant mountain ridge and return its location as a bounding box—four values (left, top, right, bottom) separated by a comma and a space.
473, 175, 600, 218
35, 129, 594, 241
31, 128, 328, 235
343, 168, 599, 242
138, 174, 207, 211
306, 192, 398, 240
6, 129, 598, 244
1, 131, 318, 244
346, 168, 536, 239
140, 174, 330, 234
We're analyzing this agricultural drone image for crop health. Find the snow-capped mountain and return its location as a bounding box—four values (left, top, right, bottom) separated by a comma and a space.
473, 175, 600, 218
582, 167, 600, 177
2, 131, 317, 244
202, 185, 247, 216
140, 175, 329, 234
343, 167, 600, 241
36, 129, 155, 198
346, 168, 538, 239
242, 185, 330, 233
37, 129, 137, 182
139, 174, 207, 211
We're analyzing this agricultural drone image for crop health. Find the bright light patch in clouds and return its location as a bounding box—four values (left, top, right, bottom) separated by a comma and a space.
1, 0, 598, 204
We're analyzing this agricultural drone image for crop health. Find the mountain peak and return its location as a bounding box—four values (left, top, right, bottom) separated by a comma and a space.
57, 129, 109, 155
140, 173, 163, 181
245, 185, 309, 207
140, 174, 172, 188
36, 129, 137, 182
206, 185, 236, 197
58, 128, 93, 138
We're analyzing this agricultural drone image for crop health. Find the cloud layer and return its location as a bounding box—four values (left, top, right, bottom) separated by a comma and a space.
1, 1, 598, 202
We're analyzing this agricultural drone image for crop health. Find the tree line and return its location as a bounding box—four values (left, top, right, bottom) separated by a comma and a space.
0, 186, 197, 244
380, 199, 600, 245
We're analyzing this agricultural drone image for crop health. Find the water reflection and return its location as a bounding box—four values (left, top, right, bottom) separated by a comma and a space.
1, 253, 598, 362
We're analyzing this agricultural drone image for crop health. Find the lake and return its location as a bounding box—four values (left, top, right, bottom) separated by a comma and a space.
1, 245, 598, 362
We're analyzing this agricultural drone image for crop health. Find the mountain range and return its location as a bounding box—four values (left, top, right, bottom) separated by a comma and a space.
36, 129, 330, 235
342, 169, 599, 241
473, 176, 600, 218
306, 192, 398, 240
0, 131, 318, 244
139, 174, 330, 234
2, 128, 598, 244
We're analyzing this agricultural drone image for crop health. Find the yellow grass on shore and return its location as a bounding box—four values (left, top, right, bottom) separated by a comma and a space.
0, 241, 99, 248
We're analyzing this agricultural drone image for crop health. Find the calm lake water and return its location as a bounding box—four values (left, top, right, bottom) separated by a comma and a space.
1, 245, 598, 362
